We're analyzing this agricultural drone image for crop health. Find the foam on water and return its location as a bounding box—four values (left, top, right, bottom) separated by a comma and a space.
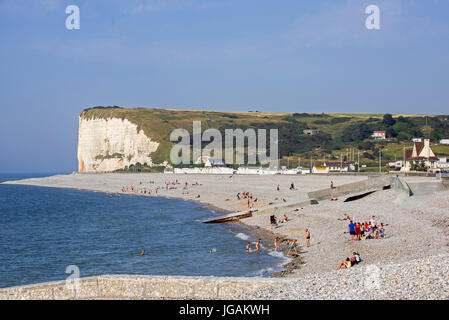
249, 249, 292, 277
234, 232, 252, 241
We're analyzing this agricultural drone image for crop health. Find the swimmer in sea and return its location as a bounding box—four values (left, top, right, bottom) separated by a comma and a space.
246, 242, 251, 253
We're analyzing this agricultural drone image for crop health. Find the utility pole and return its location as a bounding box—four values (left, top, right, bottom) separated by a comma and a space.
403, 145, 405, 169
340, 152, 343, 169
379, 148, 382, 173
357, 151, 360, 173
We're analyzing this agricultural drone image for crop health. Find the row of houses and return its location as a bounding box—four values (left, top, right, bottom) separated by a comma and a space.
371, 131, 449, 145
167, 167, 312, 175
199, 157, 354, 173
171, 139, 447, 175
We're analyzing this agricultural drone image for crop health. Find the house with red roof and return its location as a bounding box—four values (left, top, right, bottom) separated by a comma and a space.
404, 139, 439, 171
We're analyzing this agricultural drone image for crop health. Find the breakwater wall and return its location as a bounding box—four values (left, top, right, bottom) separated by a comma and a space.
390, 177, 413, 197
0, 275, 285, 300
307, 175, 391, 201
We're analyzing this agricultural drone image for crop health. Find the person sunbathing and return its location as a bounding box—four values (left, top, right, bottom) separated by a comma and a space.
338, 214, 351, 221
352, 252, 362, 265
336, 258, 352, 270
378, 223, 384, 238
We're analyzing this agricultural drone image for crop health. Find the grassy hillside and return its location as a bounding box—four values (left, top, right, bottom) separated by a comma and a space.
80, 107, 449, 170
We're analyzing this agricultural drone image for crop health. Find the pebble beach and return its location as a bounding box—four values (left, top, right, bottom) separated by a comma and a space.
3, 173, 449, 299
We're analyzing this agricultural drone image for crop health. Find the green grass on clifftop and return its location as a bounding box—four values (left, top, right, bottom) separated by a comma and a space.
80, 106, 449, 168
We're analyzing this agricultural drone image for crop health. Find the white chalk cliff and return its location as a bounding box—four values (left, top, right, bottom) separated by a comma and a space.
77, 117, 160, 172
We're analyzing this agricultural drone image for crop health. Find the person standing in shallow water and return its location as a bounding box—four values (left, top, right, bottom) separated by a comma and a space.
305, 228, 310, 247
274, 237, 280, 251
255, 239, 261, 253
287, 239, 297, 256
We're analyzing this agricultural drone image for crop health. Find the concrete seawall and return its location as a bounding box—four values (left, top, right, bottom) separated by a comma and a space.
0, 275, 286, 300
307, 175, 391, 201
203, 199, 318, 223
390, 177, 413, 197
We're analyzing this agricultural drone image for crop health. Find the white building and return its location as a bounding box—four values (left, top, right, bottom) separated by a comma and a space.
323, 161, 353, 172
174, 167, 234, 174
303, 129, 320, 135
436, 158, 449, 169
312, 166, 329, 174
440, 139, 449, 145
372, 131, 386, 140
204, 158, 226, 168
404, 139, 439, 171
279, 167, 310, 175
195, 155, 211, 165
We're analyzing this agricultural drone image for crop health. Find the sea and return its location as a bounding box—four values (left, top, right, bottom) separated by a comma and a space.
0, 173, 288, 289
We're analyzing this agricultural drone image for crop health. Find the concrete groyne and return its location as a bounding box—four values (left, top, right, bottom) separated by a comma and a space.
203, 199, 318, 223
390, 176, 413, 197
307, 175, 391, 201
0, 275, 285, 300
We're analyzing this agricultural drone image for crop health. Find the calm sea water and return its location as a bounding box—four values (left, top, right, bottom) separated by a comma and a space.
0, 174, 287, 288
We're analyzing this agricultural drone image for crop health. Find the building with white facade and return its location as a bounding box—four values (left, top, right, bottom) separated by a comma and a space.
404, 139, 439, 171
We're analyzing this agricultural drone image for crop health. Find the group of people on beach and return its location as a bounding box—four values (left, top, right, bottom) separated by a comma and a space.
236, 192, 259, 209
269, 214, 289, 228
120, 180, 202, 197
245, 228, 310, 258
347, 215, 386, 241
246, 239, 262, 253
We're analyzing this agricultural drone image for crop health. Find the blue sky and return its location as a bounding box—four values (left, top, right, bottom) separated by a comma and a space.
1, 0, 448, 172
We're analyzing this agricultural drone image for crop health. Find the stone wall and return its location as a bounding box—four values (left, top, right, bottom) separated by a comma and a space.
0, 275, 285, 300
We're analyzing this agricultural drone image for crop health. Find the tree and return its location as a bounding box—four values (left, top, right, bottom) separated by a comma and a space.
363, 152, 375, 160
382, 114, 396, 127
342, 123, 371, 142
386, 127, 398, 138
